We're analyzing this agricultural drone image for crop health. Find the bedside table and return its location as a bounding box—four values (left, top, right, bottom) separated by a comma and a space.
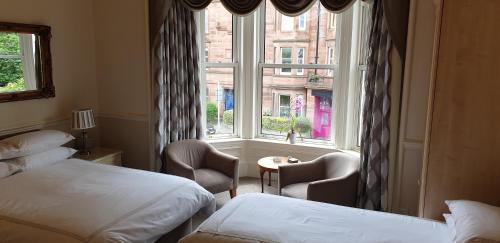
73, 147, 123, 166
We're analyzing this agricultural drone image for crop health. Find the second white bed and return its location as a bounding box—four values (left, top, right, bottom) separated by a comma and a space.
187, 193, 452, 243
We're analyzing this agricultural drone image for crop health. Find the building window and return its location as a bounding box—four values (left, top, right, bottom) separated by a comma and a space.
329, 13, 336, 29
281, 15, 294, 31
298, 14, 307, 31
200, 2, 237, 138
205, 10, 209, 33
297, 48, 305, 75
327, 47, 334, 75
279, 95, 291, 117
280, 47, 292, 75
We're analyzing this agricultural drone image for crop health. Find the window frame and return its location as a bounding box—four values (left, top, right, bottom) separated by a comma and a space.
198, 8, 241, 139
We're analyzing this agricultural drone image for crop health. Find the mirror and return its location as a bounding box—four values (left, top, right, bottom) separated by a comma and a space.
0, 22, 54, 102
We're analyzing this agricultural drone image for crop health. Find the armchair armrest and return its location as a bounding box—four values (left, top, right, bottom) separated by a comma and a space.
278, 161, 324, 194
205, 148, 239, 188
165, 152, 195, 180
307, 171, 359, 207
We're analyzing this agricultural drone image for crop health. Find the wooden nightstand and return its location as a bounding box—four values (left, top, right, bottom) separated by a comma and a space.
73, 147, 123, 166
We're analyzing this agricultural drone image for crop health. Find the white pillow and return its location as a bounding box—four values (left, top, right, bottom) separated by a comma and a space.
0, 130, 74, 160
12, 147, 77, 171
444, 213, 457, 242
0, 162, 21, 178
446, 200, 500, 243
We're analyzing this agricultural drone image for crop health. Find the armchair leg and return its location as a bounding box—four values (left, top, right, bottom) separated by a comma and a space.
229, 188, 236, 199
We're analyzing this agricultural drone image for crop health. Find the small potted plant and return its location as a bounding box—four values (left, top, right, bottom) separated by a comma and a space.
285, 96, 304, 144
286, 118, 297, 144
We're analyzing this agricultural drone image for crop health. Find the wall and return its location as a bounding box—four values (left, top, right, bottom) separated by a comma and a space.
0, 0, 99, 136
92, 0, 152, 170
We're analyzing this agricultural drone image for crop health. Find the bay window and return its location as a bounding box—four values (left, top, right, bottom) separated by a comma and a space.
197, 0, 369, 150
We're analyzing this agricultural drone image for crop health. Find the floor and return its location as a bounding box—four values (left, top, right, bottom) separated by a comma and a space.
192, 177, 279, 229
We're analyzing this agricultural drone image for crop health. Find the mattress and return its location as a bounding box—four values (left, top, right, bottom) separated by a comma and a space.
181, 193, 452, 243
0, 159, 215, 243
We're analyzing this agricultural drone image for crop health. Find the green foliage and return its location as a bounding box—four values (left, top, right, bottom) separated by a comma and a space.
0, 78, 25, 92
262, 116, 290, 133
0, 33, 24, 87
206, 102, 218, 123
294, 116, 311, 135
0, 33, 20, 54
223, 109, 233, 125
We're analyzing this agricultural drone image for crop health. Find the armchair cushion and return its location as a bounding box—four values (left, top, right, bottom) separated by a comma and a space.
281, 182, 308, 200
195, 169, 233, 194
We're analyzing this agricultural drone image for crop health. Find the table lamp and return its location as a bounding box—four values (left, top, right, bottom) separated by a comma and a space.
72, 108, 95, 155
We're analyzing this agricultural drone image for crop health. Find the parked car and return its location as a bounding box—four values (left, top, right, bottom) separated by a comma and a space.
206, 125, 216, 135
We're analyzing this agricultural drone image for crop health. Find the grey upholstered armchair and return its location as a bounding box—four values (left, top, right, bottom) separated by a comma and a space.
164, 139, 239, 198
278, 152, 360, 207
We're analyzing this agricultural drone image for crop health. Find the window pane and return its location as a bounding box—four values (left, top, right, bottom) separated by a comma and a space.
205, 67, 234, 137
264, 0, 337, 65
204, 2, 232, 63
0, 33, 21, 55
0, 33, 37, 92
281, 15, 293, 31
261, 68, 333, 141
280, 47, 292, 74
297, 48, 304, 75
298, 14, 307, 31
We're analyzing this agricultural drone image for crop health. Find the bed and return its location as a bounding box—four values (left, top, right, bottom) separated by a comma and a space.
180, 193, 453, 243
0, 158, 215, 243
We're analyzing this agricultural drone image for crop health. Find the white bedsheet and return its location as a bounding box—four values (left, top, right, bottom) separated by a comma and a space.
0, 159, 215, 243
197, 193, 452, 243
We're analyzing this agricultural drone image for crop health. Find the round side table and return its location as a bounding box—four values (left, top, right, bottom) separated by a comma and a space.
257, 156, 296, 193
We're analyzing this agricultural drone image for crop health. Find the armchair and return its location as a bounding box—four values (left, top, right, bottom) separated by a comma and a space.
164, 139, 239, 198
278, 152, 360, 207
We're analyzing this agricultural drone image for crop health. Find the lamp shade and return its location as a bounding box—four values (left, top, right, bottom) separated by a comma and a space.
72, 109, 95, 130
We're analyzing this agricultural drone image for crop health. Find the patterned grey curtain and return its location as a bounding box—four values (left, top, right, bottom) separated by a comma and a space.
151, 0, 203, 172
357, 0, 392, 211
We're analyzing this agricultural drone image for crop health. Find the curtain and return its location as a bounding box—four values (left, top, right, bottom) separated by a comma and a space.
357, 0, 392, 211
382, 0, 409, 60
152, 0, 203, 172
179, 0, 356, 16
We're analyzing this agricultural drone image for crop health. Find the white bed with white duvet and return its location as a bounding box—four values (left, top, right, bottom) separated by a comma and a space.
181, 193, 500, 243
0, 130, 215, 243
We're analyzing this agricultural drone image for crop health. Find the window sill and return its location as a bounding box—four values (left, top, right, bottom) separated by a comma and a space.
206, 137, 360, 155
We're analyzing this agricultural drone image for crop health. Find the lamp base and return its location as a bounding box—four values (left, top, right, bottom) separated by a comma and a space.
77, 130, 91, 155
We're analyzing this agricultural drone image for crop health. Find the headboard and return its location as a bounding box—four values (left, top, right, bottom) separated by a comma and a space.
0, 129, 40, 140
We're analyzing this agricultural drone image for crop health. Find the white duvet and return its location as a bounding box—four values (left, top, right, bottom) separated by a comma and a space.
197, 193, 453, 243
0, 159, 215, 243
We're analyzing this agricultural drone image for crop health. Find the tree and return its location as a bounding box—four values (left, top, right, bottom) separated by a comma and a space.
206, 102, 218, 123
0, 33, 24, 87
